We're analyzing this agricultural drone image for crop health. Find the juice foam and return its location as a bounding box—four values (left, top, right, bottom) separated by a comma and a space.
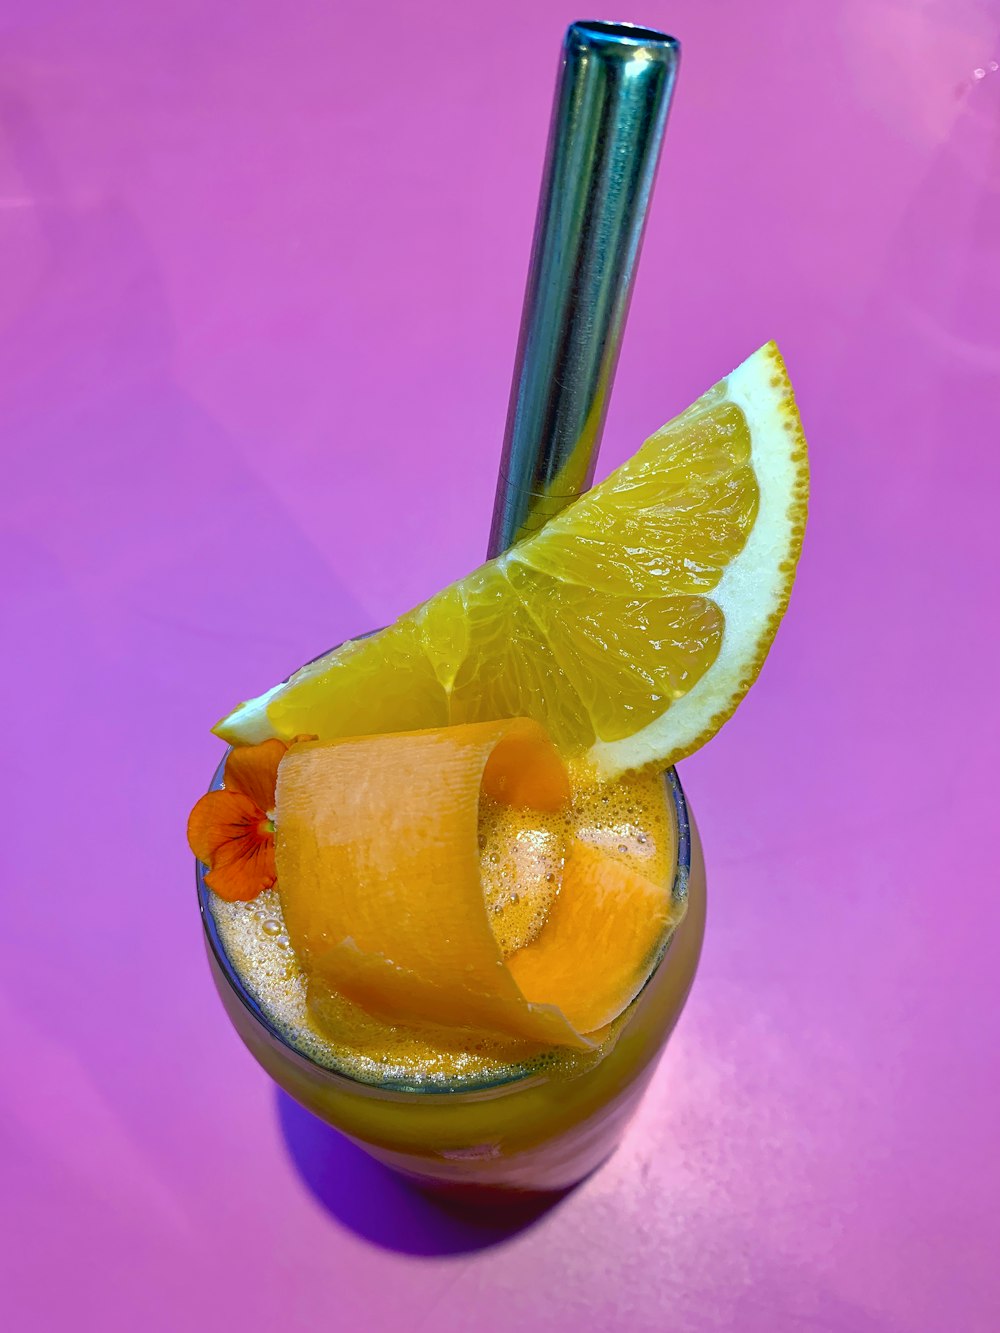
209, 769, 678, 1088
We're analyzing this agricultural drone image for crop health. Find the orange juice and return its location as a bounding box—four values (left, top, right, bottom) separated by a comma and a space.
199, 761, 704, 1194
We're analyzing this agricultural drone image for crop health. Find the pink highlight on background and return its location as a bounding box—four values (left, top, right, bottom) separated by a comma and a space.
1, 2, 997, 1330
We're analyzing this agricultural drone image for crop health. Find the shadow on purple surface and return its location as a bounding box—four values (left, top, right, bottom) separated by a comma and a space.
276, 1090, 572, 1255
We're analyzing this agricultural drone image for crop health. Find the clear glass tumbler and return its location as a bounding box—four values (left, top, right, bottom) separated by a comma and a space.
197, 761, 705, 1197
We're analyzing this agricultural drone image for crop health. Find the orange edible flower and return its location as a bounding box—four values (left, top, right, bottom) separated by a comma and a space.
188, 738, 308, 902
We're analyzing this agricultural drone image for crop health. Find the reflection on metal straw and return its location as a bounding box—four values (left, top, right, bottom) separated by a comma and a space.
488, 21, 679, 558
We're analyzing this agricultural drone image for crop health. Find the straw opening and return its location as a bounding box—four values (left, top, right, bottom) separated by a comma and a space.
573, 20, 675, 45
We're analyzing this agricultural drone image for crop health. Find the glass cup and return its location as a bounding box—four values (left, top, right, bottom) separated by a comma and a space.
197, 759, 706, 1197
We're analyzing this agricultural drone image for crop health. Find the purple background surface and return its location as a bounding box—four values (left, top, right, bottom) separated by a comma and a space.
2, 2, 998, 1330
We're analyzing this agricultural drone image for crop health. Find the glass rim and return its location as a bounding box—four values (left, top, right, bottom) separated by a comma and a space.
197, 750, 692, 1097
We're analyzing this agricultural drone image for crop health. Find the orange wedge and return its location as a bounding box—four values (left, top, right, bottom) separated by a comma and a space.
215, 342, 808, 779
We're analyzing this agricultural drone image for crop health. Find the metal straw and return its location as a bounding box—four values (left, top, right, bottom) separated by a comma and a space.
488, 21, 680, 558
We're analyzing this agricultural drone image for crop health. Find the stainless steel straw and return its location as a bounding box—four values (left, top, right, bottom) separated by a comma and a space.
488, 21, 679, 558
